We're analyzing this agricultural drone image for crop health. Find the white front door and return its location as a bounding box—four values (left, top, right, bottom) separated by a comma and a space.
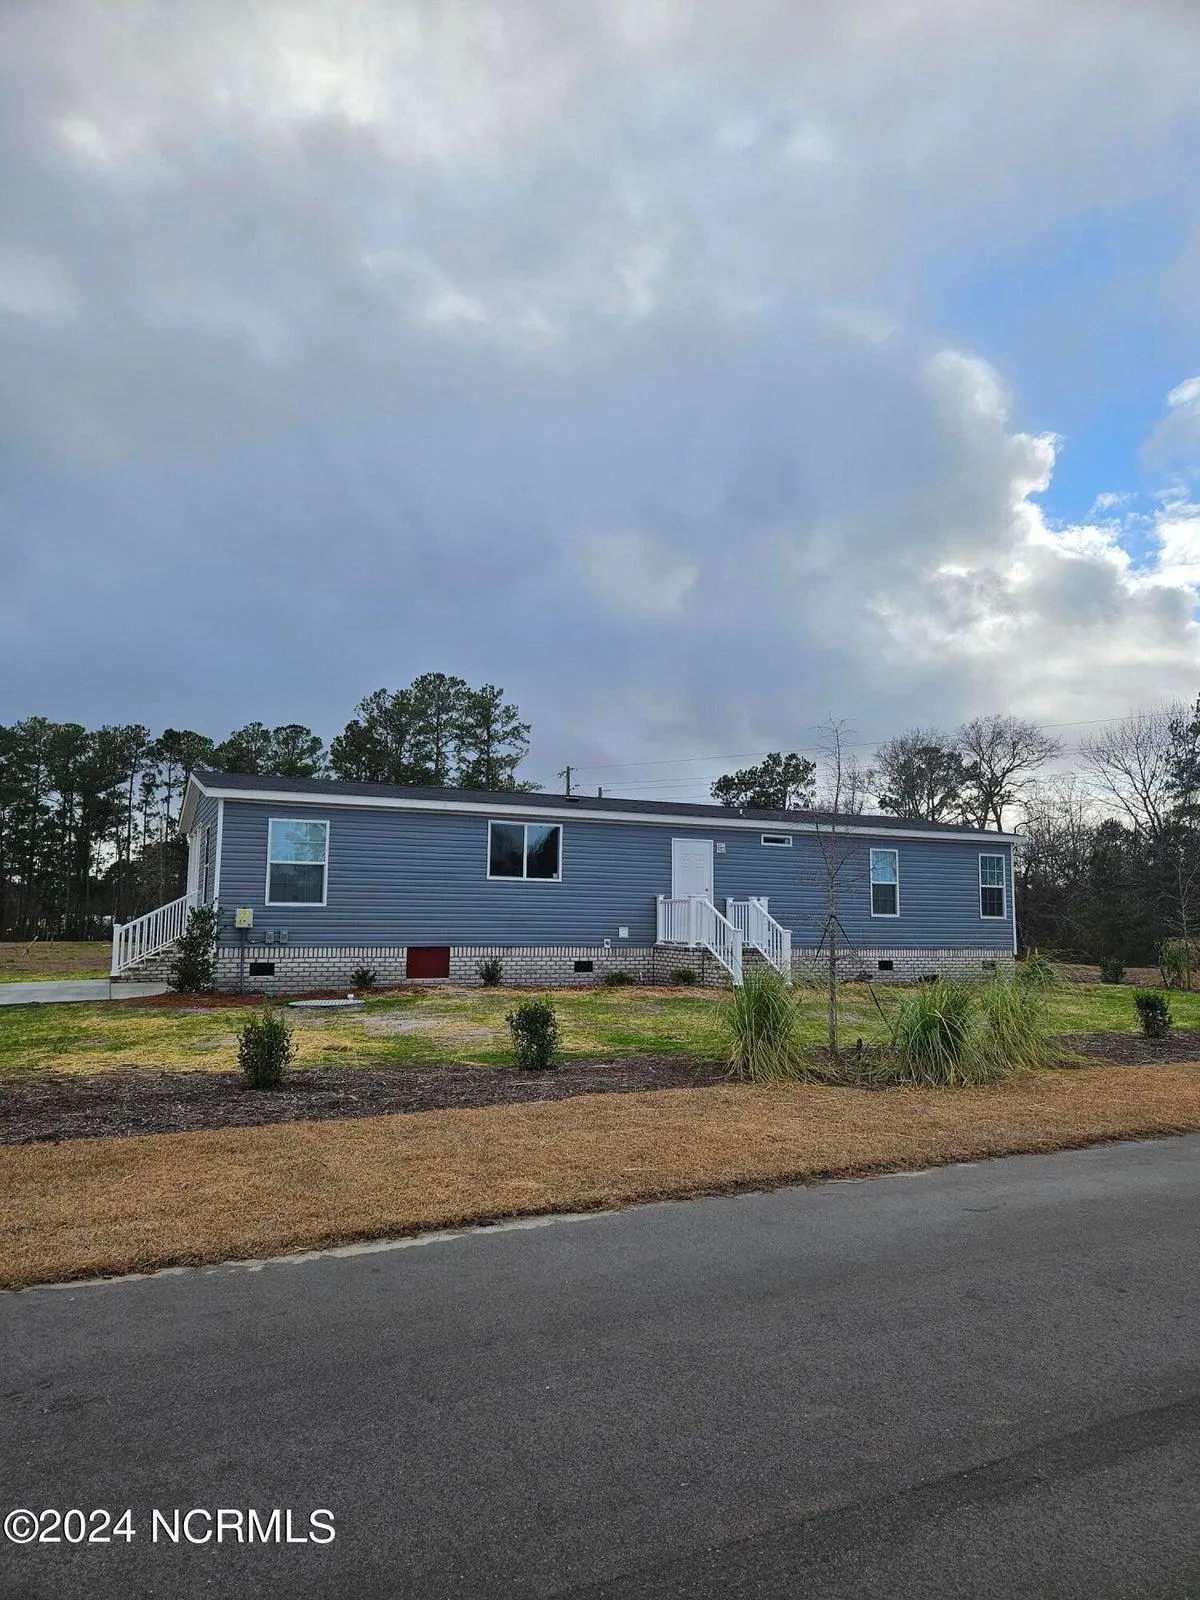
672, 837, 714, 901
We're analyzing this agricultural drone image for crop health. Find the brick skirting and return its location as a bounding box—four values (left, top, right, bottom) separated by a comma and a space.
177, 943, 1019, 993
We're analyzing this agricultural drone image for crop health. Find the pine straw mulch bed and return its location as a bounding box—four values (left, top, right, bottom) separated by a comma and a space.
1, 1031, 1195, 1147
2, 1064, 1199, 1289
0, 1057, 732, 1146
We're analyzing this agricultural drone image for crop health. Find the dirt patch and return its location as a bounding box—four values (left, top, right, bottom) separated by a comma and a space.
0, 1057, 730, 1145
1056, 1031, 1200, 1065
2, 1064, 1198, 1290
1054, 964, 1174, 987
0, 941, 110, 982
115, 988, 398, 1009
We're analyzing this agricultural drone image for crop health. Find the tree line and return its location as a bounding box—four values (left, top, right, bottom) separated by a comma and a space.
709, 705, 1200, 966
0, 674, 532, 939
8, 680, 1200, 967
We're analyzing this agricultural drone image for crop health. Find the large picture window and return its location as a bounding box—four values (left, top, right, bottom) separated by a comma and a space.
488, 820, 562, 880
870, 848, 899, 917
980, 853, 1006, 919
266, 818, 329, 905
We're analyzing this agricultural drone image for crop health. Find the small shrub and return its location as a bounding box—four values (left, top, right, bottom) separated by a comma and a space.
506, 999, 559, 1070
670, 967, 699, 986
1134, 990, 1171, 1039
477, 956, 504, 987
1158, 939, 1199, 990
722, 966, 806, 1083
602, 970, 633, 987
1015, 951, 1057, 989
238, 1006, 297, 1089
168, 905, 219, 993
352, 964, 377, 990
1098, 955, 1125, 985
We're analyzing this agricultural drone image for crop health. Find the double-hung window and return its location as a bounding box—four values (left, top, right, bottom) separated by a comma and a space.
979, 854, 1006, 919
870, 848, 899, 917
266, 819, 329, 905
488, 820, 562, 881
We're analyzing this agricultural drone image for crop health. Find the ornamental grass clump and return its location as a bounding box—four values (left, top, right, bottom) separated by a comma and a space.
722, 966, 808, 1084
886, 980, 980, 1087
975, 976, 1055, 1075
506, 999, 559, 1071
1015, 951, 1057, 990
884, 975, 1055, 1087
238, 1006, 297, 1090
1158, 939, 1198, 990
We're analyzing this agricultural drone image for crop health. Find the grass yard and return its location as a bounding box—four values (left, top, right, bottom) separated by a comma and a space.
2, 1062, 1198, 1288
0, 940, 110, 982
3, 979, 1200, 1081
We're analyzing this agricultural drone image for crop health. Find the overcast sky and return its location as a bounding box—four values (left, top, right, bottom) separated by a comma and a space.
3, 0, 1200, 798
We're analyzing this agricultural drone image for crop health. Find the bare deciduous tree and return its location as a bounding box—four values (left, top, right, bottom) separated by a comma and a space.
811, 719, 870, 1062
956, 714, 1064, 831
1079, 705, 1178, 840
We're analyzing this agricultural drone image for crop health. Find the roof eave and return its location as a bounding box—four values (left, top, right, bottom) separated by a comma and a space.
191, 775, 1019, 844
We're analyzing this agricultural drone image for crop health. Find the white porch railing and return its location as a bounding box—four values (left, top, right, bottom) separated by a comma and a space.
111, 890, 199, 976
655, 895, 744, 984
726, 898, 793, 983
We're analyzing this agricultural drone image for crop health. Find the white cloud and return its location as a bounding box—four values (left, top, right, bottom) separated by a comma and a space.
3, 1, 1200, 773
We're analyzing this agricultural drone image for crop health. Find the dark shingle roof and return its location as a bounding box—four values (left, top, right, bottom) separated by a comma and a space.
191, 769, 1010, 837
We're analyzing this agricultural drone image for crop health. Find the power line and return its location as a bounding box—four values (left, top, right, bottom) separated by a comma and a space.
566, 714, 1129, 780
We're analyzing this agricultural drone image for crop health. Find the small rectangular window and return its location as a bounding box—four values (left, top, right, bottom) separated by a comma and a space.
248, 961, 275, 977
877, 959, 894, 972
488, 820, 562, 881
980, 853, 1006, 919
266, 818, 328, 905
761, 833, 792, 848
870, 848, 899, 916
574, 959, 594, 973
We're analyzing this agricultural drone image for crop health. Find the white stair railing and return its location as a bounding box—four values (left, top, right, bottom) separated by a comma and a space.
655, 895, 744, 984
726, 898, 793, 983
111, 890, 199, 976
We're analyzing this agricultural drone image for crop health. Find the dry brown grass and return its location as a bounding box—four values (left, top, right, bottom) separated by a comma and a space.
2, 1063, 1198, 1289
0, 941, 110, 981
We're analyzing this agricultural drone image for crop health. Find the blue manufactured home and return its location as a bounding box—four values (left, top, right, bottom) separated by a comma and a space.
111, 769, 1018, 991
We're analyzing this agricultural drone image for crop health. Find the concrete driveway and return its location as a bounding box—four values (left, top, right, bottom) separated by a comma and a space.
2, 1136, 1198, 1598
0, 980, 168, 1005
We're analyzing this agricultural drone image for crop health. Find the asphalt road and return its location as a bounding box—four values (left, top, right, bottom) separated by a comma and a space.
2, 1137, 1198, 1599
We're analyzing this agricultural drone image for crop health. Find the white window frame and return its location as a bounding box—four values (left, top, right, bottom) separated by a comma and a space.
265, 817, 329, 907
869, 847, 900, 918
486, 820, 563, 882
979, 852, 1007, 920
760, 833, 792, 848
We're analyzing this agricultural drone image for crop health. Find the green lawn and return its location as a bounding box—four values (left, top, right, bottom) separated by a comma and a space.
2, 979, 1200, 1082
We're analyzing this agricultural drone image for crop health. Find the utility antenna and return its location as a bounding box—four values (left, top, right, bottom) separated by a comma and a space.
558, 765, 573, 796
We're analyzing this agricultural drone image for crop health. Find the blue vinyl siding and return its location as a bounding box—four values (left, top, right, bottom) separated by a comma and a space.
194, 793, 219, 906
213, 799, 1014, 951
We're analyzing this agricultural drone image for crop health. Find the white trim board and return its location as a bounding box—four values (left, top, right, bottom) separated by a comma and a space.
182, 776, 1019, 846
